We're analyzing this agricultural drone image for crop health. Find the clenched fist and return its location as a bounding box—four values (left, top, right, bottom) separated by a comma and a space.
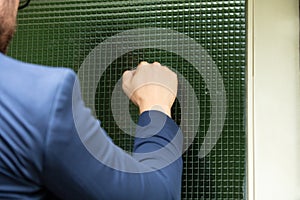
122, 61, 178, 117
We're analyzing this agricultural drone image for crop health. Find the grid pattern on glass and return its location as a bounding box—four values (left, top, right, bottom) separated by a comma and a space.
9, 0, 246, 199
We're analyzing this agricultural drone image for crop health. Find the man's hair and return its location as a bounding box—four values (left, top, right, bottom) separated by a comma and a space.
0, 0, 17, 54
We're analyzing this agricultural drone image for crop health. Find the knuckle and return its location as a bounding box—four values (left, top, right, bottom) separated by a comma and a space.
138, 61, 148, 67
153, 61, 161, 66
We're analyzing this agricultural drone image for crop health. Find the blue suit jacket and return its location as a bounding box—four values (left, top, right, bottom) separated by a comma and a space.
0, 53, 183, 199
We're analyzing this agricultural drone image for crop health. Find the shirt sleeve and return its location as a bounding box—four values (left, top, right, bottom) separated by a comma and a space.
43, 70, 183, 200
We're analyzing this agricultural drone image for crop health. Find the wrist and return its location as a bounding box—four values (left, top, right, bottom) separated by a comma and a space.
139, 104, 171, 118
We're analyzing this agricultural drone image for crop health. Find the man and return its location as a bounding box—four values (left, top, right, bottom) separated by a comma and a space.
0, 0, 183, 199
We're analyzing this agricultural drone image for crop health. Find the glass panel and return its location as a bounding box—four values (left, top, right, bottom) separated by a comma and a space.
9, 0, 247, 199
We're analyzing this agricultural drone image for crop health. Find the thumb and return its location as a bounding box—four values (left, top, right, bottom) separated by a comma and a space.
122, 70, 135, 94
122, 70, 134, 83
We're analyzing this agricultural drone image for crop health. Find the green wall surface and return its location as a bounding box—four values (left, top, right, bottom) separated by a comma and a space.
9, 0, 247, 199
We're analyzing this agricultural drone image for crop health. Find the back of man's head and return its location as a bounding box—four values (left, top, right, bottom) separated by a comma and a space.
0, 0, 18, 54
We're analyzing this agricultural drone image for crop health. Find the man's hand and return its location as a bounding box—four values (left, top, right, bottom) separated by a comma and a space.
122, 61, 178, 117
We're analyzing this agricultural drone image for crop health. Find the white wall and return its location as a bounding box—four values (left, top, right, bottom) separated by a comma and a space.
248, 0, 300, 199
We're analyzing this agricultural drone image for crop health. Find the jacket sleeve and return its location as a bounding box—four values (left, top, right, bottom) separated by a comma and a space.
43, 69, 183, 200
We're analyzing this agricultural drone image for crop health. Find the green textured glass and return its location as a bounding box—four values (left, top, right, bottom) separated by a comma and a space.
9, 0, 247, 199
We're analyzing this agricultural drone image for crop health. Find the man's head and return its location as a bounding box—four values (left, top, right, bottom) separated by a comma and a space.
0, 0, 18, 54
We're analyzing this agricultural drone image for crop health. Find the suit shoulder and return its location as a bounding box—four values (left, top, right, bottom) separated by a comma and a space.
1, 54, 76, 91
0, 54, 78, 126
